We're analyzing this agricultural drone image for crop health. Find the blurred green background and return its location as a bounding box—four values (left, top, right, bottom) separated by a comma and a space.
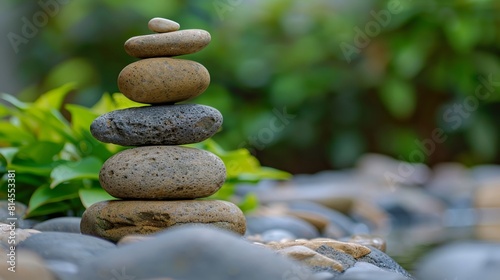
1, 0, 499, 174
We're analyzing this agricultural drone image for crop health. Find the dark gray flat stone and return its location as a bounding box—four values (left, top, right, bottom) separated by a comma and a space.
91, 104, 222, 146
356, 246, 413, 279
18, 232, 116, 280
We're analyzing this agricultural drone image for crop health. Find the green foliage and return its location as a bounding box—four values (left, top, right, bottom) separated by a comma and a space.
6, 0, 500, 172
0, 85, 290, 218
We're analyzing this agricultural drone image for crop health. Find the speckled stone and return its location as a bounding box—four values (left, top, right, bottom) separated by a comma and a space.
118, 57, 210, 104
148, 17, 180, 33
124, 29, 211, 58
90, 104, 222, 146
80, 200, 246, 242
99, 146, 226, 199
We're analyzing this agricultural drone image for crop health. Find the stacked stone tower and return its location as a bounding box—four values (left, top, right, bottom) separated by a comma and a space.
80, 18, 246, 242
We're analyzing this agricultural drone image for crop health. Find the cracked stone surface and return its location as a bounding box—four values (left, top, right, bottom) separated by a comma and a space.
80, 200, 246, 242
91, 104, 222, 146
99, 146, 226, 200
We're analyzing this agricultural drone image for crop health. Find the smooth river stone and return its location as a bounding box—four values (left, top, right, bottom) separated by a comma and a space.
80, 200, 246, 242
124, 29, 211, 58
99, 146, 226, 199
90, 104, 222, 146
148, 17, 180, 33
118, 57, 210, 104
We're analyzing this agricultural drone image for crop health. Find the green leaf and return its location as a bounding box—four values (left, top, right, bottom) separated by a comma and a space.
237, 193, 259, 213
209, 183, 236, 201
66, 104, 99, 133
90, 93, 115, 115
444, 14, 480, 53
0, 93, 29, 109
379, 77, 416, 119
467, 116, 497, 161
79, 188, 116, 208
50, 157, 101, 188
0, 102, 11, 117
0, 147, 19, 166
34, 83, 75, 110
28, 108, 77, 143
0, 122, 36, 144
25, 202, 73, 218
14, 141, 64, 164
111, 92, 143, 110
232, 167, 291, 183
27, 183, 80, 216
9, 160, 66, 177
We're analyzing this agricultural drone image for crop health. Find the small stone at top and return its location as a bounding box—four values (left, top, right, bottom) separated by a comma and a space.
148, 17, 180, 33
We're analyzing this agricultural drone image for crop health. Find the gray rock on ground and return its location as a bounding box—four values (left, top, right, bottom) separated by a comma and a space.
77, 224, 315, 280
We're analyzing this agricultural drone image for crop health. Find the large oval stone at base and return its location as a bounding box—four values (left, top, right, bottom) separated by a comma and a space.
80, 200, 246, 242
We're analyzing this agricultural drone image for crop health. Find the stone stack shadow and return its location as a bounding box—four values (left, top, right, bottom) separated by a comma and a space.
80, 18, 246, 242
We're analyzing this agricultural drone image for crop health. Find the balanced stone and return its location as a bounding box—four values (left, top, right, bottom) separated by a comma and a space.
124, 29, 211, 58
118, 57, 210, 104
99, 146, 226, 199
80, 200, 246, 242
90, 104, 222, 146
148, 17, 180, 33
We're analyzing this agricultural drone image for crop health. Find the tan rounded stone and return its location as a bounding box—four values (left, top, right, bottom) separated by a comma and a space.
100, 146, 226, 200
266, 238, 371, 259
118, 57, 210, 104
345, 234, 387, 252
475, 183, 500, 208
0, 249, 56, 280
124, 29, 211, 58
276, 245, 344, 272
148, 17, 180, 33
80, 200, 246, 242
0, 223, 40, 246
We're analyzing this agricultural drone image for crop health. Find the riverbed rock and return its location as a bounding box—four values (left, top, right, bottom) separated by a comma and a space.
340, 262, 412, 280
17, 232, 115, 279
80, 200, 246, 242
416, 242, 500, 280
0, 249, 56, 280
78, 224, 314, 280
0, 223, 40, 246
99, 146, 226, 199
90, 104, 222, 146
266, 238, 371, 259
118, 57, 210, 104
356, 246, 413, 278
148, 17, 180, 33
276, 245, 344, 275
33, 217, 82, 233
124, 29, 211, 58
343, 234, 387, 252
